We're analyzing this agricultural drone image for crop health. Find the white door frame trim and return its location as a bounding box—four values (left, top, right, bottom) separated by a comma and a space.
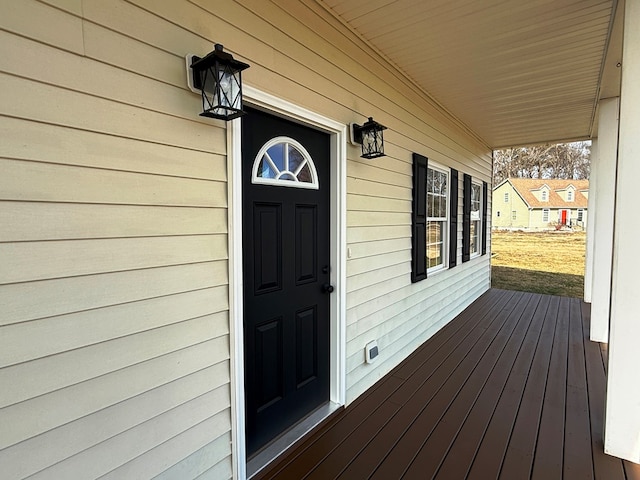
228, 85, 347, 479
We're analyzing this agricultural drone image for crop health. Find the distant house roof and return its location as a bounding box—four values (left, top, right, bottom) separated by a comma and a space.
498, 178, 589, 209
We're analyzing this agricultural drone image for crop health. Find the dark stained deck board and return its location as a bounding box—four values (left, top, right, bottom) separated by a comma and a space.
325, 293, 517, 480
437, 293, 553, 480
403, 293, 544, 479
259, 374, 406, 479
496, 295, 558, 480
254, 290, 634, 480
367, 292, 535, 479
563, 298, 594, 479
624, 461, 640, 480
316, 290, 521, 479
468, 295, 561, 480
530, 295, 571, 479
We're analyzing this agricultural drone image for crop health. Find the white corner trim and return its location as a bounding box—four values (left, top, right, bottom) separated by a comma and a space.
229, 85, 347, 479
227, 117, 246, 480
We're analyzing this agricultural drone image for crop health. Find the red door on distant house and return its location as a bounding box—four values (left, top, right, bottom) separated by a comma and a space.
560, 209, 568, 225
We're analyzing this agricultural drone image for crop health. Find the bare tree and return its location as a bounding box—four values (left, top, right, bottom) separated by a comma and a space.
493, 141, 590, 184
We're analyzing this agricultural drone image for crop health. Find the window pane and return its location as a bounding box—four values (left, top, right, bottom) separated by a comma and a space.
298, 163, 312, 183
288, 144, 304, 172
439, 195, 447, 218
471, 221, 479, 254
426, 221, 444, 269
257, 158, 277, 179
266, 143, 285, 172
278, 172, 296, 181
472, 184, 480, 204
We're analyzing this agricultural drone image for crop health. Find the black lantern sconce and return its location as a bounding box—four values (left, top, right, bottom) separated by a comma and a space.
188, 44, 250, 121
350, 117, 387, 159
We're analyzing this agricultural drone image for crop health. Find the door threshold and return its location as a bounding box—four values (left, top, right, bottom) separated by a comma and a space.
247, 402, 341, 479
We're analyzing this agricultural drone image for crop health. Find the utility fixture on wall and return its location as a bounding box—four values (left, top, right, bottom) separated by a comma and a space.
350, 117, 387, 159
187, 44, 250, 121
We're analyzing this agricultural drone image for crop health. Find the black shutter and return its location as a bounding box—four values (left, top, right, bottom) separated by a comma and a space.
449, 169, 458, 267
411, 153, 428, 282
482, 181, 488, 255
462, 173, 471, 263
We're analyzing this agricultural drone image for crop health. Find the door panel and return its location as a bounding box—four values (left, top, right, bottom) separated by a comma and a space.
295, 205, 318, 284
253, 203, 282, 293
242, 107, 330, 456
255, 317, 283, 411
296, 306, 318, 387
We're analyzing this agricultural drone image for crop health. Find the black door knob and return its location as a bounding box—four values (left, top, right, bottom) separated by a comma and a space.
322, 283, 335, 294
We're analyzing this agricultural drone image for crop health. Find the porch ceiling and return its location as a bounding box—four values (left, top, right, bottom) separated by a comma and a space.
317, 0, 623, 149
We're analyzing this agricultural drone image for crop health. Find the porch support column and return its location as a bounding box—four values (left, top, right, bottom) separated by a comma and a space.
605, 0, 640, 463
583, 137, 597, 303
590, 98, 618, 342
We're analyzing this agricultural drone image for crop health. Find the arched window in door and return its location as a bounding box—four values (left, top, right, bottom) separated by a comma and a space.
252, 136, 319, 189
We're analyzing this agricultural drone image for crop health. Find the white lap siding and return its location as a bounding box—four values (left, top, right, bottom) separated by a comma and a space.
0, 0, 232, 478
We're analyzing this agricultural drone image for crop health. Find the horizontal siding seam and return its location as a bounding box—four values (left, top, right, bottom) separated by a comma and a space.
28, 392, 231, 479
0, 110, 222, 155
347, 273, 488, 347
0, 311, 229, 370
0, 155, 227, 183
0, 70, 215, 135
98, 412, 232, 480
0, 198, 227, 209
5, 363, 229, 457
347, 262, 489, 320
0, 334, 230, 411
0, 259, 228, 288
0, 230, 229, 245
346, 282, 488, 386
346, 277, 490, 351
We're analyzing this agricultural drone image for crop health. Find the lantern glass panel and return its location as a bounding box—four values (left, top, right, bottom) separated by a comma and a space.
361, 127, 384, 159
215, 65, 241, 111
200, 64, 243, 119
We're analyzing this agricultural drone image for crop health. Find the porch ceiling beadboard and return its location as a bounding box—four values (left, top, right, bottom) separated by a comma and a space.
317, 0, 619, 148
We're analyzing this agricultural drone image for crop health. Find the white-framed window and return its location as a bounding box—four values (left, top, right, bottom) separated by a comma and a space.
512, 210, 517, 220
541, 189, 548, 202
542, 209, 550, 222
427, 165, 448, 272
567, 189, 574, 201
470, 181, 482, 256
504, 192, 509, 203
251, 136, 319, 189
577, 209, 584, 222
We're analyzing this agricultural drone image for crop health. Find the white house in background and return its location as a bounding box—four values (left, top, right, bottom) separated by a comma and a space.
0, 0, 638, 478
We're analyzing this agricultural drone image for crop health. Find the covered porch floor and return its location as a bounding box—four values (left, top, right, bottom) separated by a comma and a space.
254, 289, 640, 479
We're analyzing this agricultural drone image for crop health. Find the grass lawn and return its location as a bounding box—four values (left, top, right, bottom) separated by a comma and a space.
491, 230, 586, 298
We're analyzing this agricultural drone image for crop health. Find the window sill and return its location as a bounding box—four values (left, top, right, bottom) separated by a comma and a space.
427, 265, 448, 276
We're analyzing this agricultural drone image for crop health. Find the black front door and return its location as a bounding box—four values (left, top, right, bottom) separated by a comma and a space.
242, 107, 331, 456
